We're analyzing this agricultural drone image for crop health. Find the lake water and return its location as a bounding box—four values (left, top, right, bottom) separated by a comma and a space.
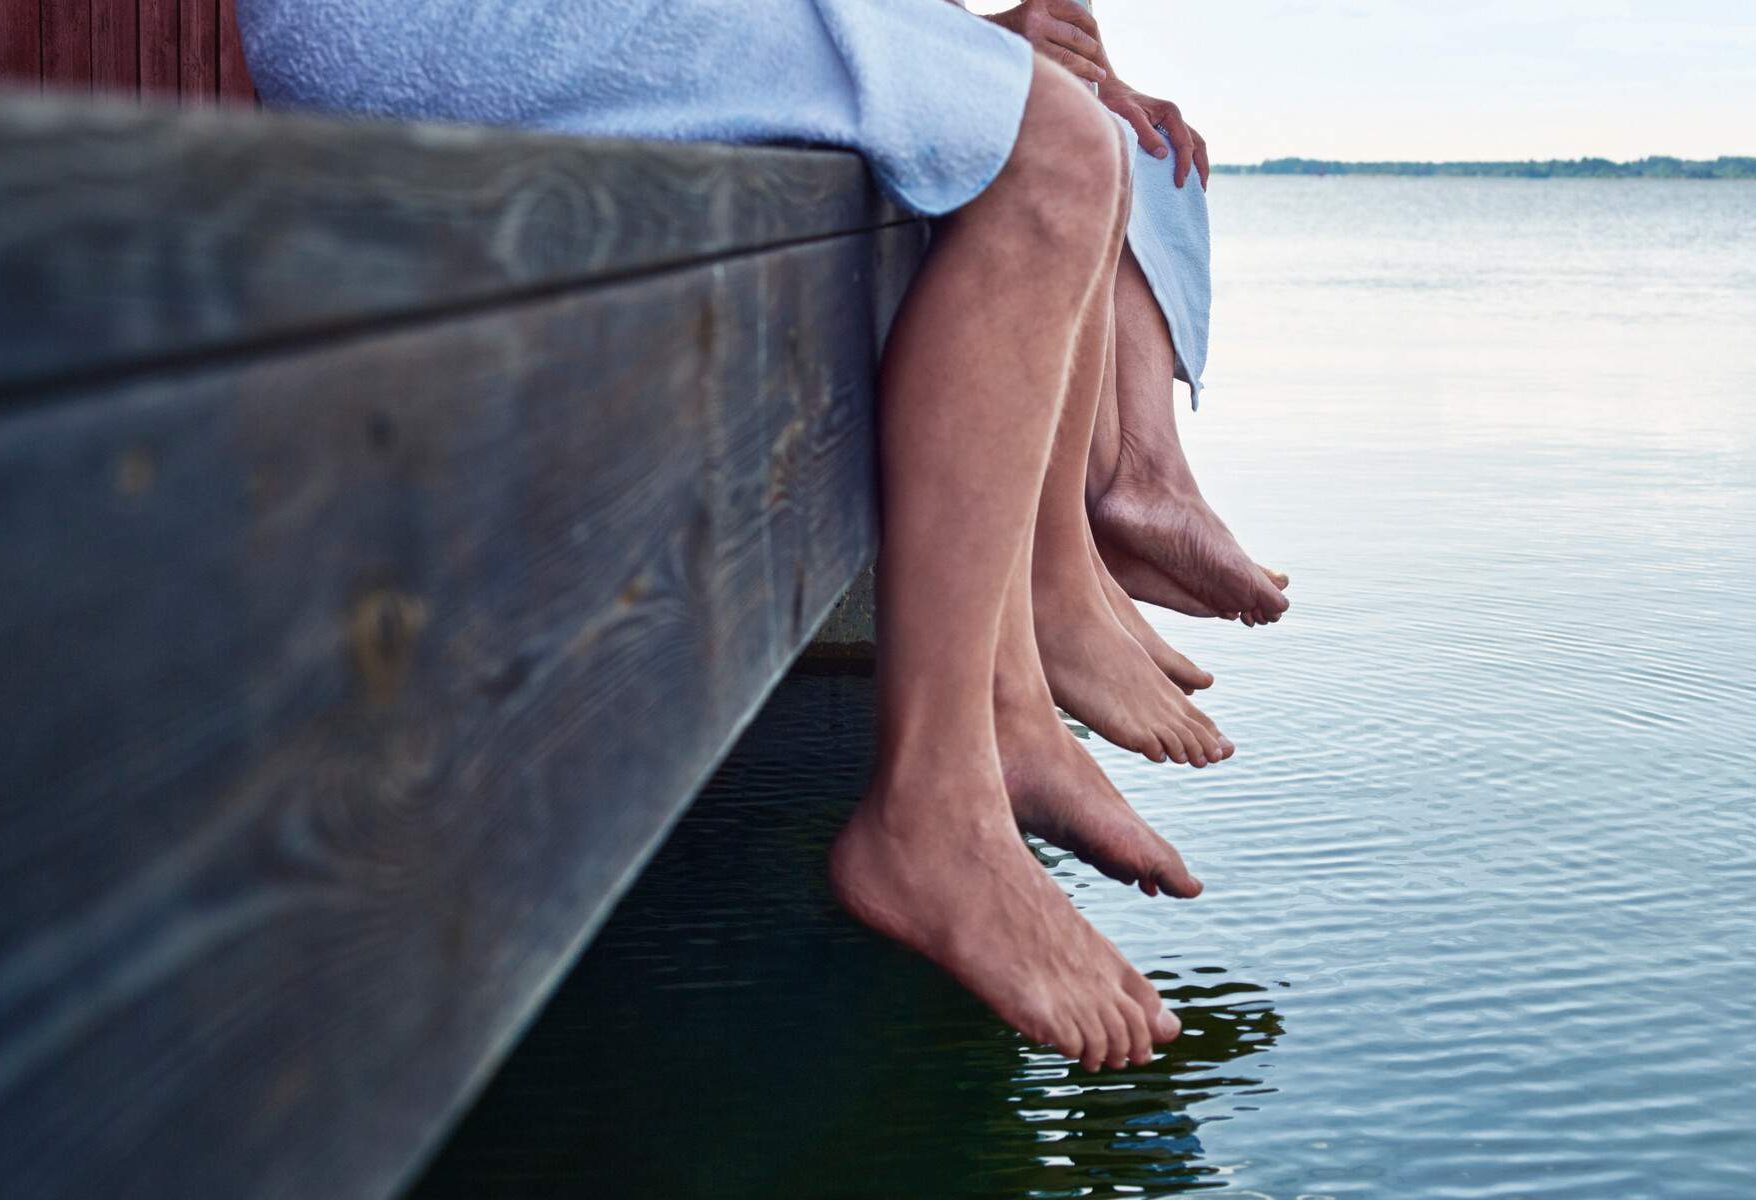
412, 178, 1756, 1199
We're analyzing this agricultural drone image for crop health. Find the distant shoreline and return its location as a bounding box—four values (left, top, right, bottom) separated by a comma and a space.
1214, 156, 1756, 179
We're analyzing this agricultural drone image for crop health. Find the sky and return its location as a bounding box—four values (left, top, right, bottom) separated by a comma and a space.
969, 1, 1756, 164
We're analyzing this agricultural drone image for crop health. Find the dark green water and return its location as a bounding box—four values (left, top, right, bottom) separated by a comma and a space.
412, 178, 1756, 1198
411, 671, 1291, 1199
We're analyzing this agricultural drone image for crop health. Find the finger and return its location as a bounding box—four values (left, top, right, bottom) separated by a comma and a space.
1144, 102, 1195, 187
1193, 130, 1211, 190
1121, 104, 1170, 159
1047, 45, 1106, 84
1047, 20, 1104, 69
1170, 128, 1195, 188
1049, 0, 1102, 41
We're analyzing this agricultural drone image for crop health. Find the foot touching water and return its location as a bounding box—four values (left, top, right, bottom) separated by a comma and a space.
1093, 476, 1290, 626
830, 776, 1181, 1071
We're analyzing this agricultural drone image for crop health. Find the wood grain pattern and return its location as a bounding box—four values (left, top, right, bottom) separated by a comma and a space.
41, 0, 92, 92
138, 0, 179, 97
176, 0, 213, 102
0, 0, 42, 88
217, 0, 252, 103
90, 0, 138, 94
0, 222, 921, 1199
0, 96, 912, 395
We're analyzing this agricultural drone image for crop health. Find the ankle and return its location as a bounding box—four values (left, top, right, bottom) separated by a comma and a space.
1109, 450, 1200, 501
858, 769, 1015, 843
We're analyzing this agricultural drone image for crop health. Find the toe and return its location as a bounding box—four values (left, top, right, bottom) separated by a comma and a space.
1119, 974, 1182, 1045
1164, 863, 1203, 898
1180, 707, 1229, 762
1198, 726, 1228, 764
1121, 720, 1169, 763
1049, 1017, 1085, 1067
1117, 995, 1153, 1066
1180, 724, 1210, 768
1161, 647, 1213, 693
1075, 1012, 1108, 1074
1155, 842, 1203, 899
1099, 1003, 1131, 1070
1263, 565, 1290, 590
1157, 732, 1188, 765
1160, 713, 1208, 768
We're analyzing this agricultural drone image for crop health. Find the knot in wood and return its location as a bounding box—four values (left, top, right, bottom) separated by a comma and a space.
348, 590, 428, 704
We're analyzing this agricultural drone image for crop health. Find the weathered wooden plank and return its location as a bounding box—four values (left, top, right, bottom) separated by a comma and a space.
42, 0, 92, 92
0, 96, 912, 395
139, 0, 179, 98
90, 0, 138, 95
0, 219, 925, 1200
176, 0, 214, 102
217, 0, 252, 104
0, 0, 42, 88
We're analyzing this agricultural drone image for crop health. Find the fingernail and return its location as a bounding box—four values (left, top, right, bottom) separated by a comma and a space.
1154, 148, 1169, 159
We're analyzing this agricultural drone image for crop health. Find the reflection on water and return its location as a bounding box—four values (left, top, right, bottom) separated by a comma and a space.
416, 178, 1756, 1198
411, 674, 1281, 1199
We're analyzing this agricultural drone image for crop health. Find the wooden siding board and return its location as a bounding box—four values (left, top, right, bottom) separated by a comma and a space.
0, 222, 919, 1199
90, 0, 138, 95
139, 0, 179, 97
0, 97, 912, 395
0, 0, 42, 88
42, 0, 92, 91
218, 0, 251, 101
177, 0, 213, 101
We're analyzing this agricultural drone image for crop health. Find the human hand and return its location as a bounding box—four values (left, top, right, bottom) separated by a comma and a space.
1098, 82, 1209, 189
985, 0, 1107, 85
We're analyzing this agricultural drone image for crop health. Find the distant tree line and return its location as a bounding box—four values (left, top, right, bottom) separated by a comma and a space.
1214, 156, 1756, 179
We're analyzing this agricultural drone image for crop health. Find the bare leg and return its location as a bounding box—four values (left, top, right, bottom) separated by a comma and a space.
1029, 235, 1232, 766
829, 61, 1176, 1071
1090, 323, 1215, 692
1089, 246, 1291, 625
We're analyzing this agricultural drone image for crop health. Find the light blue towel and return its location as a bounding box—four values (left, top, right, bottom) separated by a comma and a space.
237, 0, 1036, 219
1074, 0, 1212, 408
1118, 127, 1213, 408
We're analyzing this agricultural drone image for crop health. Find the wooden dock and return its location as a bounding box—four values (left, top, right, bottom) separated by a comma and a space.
0, 94, 920, 1199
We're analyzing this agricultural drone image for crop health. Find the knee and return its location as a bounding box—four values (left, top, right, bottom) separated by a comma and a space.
990, 57, 1129, 260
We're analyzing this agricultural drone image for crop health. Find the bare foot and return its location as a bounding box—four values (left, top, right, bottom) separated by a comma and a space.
998, 687, 1204, 899
1090, 535, 1213, 694
831, 778, 1180, 1070
1034, 544, 1233, 766
1093, 478, 1290, 626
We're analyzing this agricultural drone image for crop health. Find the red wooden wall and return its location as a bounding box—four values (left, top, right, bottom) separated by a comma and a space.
0, 0, 255, 103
